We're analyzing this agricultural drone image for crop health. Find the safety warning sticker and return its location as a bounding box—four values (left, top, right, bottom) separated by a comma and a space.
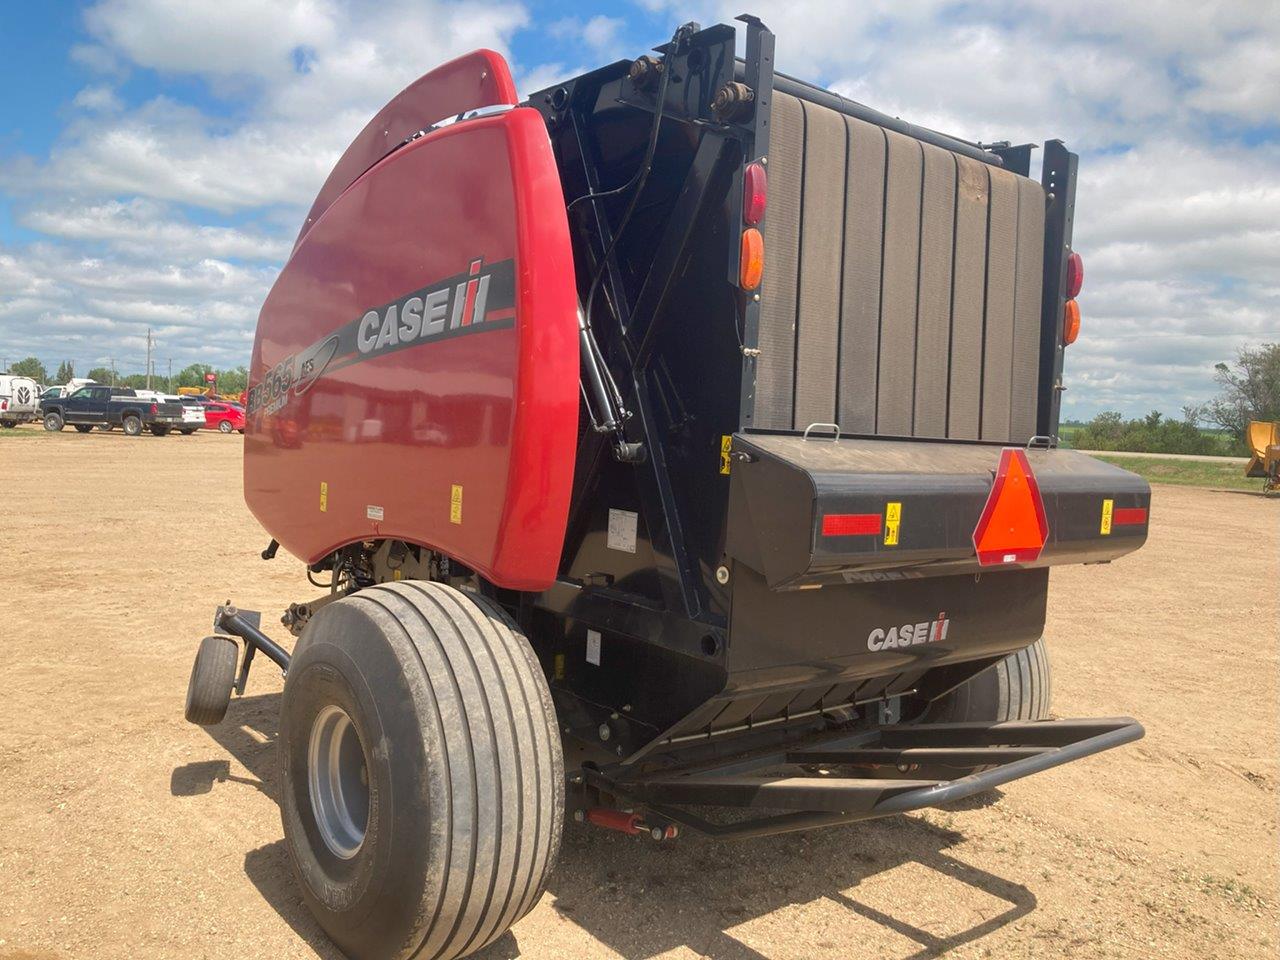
1100, 498, 1114, 535
607, 508, 638, 553
884, 501, 902, 546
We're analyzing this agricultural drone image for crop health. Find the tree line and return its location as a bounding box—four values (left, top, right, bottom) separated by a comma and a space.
2, 358, 248, 395
1067, 343, 1278, 456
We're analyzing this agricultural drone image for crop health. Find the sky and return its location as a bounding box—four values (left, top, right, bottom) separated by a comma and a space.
0, 0, 1276, 419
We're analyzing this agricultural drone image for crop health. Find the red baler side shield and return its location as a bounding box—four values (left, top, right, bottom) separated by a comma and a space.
973, 448, 1050, 566
245, 54, 578, 591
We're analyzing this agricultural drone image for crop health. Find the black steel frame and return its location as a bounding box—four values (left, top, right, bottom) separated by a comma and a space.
585, 717, 1144, 839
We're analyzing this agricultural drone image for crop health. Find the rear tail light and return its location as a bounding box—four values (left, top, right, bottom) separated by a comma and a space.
740, 227, 764, 290
0, 399, 7, 411
743, 161, 767, 225
150, 403, 158, 414
1062, 299, 1081, 345
1065, 251, 1084, 299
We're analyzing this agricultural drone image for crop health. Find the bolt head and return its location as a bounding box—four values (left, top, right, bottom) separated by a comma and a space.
715, 565, 730, 585
650, 827, 665, 841
573, 809, 585, 822
597, 723, 612, 741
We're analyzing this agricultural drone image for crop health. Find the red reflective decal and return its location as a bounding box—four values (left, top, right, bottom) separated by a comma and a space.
822, 513, 882, 537
972, 448, 1050, 566
1113, 507, 1147, 526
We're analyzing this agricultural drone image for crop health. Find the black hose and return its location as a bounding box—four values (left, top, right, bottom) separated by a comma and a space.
579, 23, 695, 340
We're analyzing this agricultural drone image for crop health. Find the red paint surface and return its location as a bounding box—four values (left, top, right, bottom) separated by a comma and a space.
1112, 506, 1147, 526
245, 75, 578, 591
821, 513, 882, 537
972, 448, 1050, 566
295, 50, 519, 251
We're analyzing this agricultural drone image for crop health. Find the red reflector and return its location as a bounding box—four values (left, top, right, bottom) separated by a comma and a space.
1066, 251, 1084, 299
743, 161, 767, 225
1113, 507, 1147, 526
973, 448, 1049, 566
822, 513, 882, 537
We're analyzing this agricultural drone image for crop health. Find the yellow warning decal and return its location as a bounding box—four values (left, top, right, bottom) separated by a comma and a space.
450, 484, 463, 524
1100, 498, 1114, 535
319, 481, 328, 513
720, 435, 732, 475
553, 653, 565, 681
884, 501, 902, 546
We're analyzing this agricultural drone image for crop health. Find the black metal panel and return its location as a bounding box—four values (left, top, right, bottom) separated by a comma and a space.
726, 433, 1150, 587
725, 563, 1049, 701
1037, 140, 1078, 437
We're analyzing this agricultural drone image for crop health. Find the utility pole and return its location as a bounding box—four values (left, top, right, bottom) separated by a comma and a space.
109, 358, 117, 386
145, 328, 153, 390
167, 358, 172, 393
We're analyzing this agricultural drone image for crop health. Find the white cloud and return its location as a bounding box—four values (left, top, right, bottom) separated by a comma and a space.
20, 199, 290, 261
71, 85, 124, 113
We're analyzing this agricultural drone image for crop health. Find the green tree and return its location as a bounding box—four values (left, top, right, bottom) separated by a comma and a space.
86, 366, 114, 385
217, 366, 249, 394
174, 363, 214, 389
1071, 409, 1234, 456
1199, 343, 1280, 440
122, 373, 148, 389
7, 357, 47, 381
55, 360, 75, 382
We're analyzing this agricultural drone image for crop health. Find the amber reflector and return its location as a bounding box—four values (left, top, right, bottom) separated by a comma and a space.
740, 228, 764, 290
973, 448, 1050, 566
1063, 299, 1081, 345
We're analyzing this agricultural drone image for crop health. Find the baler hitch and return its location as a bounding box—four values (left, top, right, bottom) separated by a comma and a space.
215, 604, 291, 694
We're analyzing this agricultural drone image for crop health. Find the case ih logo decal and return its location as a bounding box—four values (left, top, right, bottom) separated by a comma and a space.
867, 612, 950, 651
247, 257, 515, 416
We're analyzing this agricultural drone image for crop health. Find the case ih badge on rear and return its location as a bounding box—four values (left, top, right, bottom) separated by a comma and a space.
185, 16, 1151, 960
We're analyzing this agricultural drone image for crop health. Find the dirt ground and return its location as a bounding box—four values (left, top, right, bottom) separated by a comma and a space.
1, 430, 1276, 960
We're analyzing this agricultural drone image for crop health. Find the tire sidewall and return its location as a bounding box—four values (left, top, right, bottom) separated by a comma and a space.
44, 413, 63, 431
279, 604, 436, 956
219, 419, 232, 433
123, 415, 141, 436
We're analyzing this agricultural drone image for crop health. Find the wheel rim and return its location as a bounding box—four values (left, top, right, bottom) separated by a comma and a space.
307, 705, 370, 859
220, 420, 232, 432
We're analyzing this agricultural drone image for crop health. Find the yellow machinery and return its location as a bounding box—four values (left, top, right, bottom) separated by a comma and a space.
1246, 420, 1280, 493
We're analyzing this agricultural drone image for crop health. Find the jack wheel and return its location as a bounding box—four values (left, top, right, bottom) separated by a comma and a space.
184, 635, 239, 725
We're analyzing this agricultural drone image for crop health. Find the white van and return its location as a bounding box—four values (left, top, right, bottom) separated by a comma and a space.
0, 375, 40, 427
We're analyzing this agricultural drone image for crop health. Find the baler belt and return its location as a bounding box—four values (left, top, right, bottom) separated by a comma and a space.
793, 99, 845, 429
754, 92, 1045, 443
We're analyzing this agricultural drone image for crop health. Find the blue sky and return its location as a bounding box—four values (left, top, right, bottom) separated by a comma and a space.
1, 0, 1276, 419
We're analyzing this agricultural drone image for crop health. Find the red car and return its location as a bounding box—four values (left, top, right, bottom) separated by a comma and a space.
202, 401, 245, 434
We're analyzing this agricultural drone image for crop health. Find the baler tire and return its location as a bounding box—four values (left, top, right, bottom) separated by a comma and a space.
278, 580, 563, 960
184, 635, 240, 725
74, 425, 94, 433
924, 637, 1052, 725
1, 420, 17, 428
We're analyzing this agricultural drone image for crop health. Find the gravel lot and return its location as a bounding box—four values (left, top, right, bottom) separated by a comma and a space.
1, 430, 1276, 959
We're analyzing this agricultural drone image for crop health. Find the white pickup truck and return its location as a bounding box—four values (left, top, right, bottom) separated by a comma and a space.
0, 376, 40, 427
